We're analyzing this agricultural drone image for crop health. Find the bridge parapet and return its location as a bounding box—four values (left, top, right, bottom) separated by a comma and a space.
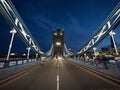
0, 59, 38, 69
0, 59, 40, 79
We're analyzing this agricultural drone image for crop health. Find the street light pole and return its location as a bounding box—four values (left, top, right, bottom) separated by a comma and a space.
27, 47, 31, 59
93, 47, 97, 57
109, 31, 119, 55
36, 53, 38, 59
7, 28, 17, 60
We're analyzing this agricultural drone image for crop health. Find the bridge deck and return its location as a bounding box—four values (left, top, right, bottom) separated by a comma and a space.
0, 59, 119, 90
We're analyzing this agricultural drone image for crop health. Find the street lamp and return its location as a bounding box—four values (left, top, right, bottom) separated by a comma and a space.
7, 28, 17, 60
26, 47, 31, 59
69, 48, 71, 51
109, 31, 119, 55
22, 54, 26, 56
93, 47, 98, 57
10, 53, 15, 56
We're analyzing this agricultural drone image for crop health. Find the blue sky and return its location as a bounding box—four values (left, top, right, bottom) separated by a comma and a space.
0, 0, 120, 55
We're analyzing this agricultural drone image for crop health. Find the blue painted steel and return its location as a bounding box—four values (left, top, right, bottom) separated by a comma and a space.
0, 59, 39, 69
77, 2, 120, 54
0, 0, 43, 54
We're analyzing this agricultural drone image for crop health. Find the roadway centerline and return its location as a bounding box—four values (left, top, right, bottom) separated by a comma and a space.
57, 59, 60, 90
57, 75, 59, 90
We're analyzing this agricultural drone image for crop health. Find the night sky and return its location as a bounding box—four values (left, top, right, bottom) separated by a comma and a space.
0, 0, 120, 55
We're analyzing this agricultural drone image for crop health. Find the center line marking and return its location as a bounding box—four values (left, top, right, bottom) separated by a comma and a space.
57, 60, 59, 90
57, 75, 59, 90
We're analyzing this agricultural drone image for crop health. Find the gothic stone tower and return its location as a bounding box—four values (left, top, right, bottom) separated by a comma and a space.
53, 28, 64, 56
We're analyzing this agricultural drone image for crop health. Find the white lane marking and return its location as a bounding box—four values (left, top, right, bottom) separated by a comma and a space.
57, 60, 59, 90
57, 75, 59, 90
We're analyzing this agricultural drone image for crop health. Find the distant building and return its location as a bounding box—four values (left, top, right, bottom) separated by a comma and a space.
101, 47, 110, 52
53, 28, 64, 56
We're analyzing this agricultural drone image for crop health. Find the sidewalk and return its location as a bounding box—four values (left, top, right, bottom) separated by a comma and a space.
67, 57, 120, 79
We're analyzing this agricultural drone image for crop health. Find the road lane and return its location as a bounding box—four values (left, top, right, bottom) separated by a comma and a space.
0, 58, 119, 90
59, 59, 119, 90
0, 59, 57, 90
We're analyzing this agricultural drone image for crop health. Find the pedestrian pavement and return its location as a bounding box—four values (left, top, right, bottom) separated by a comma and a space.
66, 57, 120, 79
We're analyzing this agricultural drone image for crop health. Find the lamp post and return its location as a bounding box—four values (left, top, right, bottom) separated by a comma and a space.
69, 48, 71, 51
109, 31, 119, 55
26, 47, 31, 59
7, 28, 17, 60
93, 47, 97, 57
36, 53, 38, 59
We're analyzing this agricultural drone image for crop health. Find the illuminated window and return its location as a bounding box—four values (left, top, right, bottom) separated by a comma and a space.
54, 32, 57, 35
60, 32, 63, 35
56, 42, 61, 46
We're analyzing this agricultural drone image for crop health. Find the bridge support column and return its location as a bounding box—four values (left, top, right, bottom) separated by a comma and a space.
109, 31, 119, 55
27, 47, 31, 59
7, 28, 17, 60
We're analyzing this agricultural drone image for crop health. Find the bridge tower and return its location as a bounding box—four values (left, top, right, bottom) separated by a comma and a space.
53, 28, 64, 57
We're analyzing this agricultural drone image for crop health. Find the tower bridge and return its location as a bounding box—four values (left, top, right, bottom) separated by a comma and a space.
53, 28, 64, 56
0, 0, 120, 90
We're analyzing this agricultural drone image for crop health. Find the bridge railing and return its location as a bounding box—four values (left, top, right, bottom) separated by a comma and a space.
0, 57, 52, 80
0, 59, 42, 79
0, 59, 39, 69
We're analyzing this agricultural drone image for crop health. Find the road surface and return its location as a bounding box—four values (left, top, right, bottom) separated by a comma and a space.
0, 58, 119, 90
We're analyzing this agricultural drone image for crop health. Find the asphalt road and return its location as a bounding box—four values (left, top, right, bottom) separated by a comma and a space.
0, 58, 119, 90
